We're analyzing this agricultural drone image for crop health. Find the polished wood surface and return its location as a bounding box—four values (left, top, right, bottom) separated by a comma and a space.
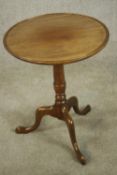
4, 13, 109, 65
16, 65, 91, 165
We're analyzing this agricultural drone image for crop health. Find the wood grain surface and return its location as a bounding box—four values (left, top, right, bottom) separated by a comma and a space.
4, 13, 109, 65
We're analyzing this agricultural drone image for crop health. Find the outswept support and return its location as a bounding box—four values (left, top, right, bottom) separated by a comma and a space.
15, 106, 55, 134
15, 64, 91, 165
62, 107, 86, 164
67, 96, 91, 115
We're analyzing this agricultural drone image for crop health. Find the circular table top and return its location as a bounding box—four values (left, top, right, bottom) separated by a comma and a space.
4, 13, 109, 65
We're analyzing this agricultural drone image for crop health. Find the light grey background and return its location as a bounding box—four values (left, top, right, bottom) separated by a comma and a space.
0, 1, 117, 175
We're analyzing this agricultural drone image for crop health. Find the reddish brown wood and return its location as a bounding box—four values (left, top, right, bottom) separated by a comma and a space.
67, 96, 91, 115
15, 106, 55, 134
54, 64, 66, 106
62, 107, 86, 165
15, 64, 91, 165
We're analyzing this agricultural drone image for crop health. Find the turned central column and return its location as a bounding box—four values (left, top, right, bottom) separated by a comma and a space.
53, 65, 67, 107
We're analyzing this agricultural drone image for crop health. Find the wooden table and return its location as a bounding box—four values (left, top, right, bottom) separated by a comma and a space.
4, 13, 109, 165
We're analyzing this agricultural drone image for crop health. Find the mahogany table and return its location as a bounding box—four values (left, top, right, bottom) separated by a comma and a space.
3, 13, 109, 165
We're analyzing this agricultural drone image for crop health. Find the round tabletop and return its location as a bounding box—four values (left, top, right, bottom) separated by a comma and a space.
4, 13, 109, 65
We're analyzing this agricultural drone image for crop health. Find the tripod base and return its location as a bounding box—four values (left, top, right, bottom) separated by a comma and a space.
16, 96, 91, 165
15, 65, 91, 165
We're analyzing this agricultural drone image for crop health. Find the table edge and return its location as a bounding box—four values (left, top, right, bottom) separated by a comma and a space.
3, 13, 109, 65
